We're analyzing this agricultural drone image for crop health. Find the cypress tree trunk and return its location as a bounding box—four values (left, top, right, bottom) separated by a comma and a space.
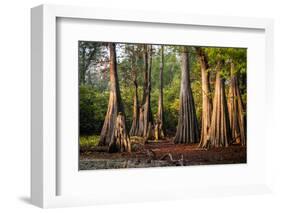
174, 47, 199, 144
203, 61, 231, 148
109, 112, 131, 153
138, 44, 154, 139
129, 59, 140, 136
99, 43, 126, 146
228, 62, 246, 146
196, 48, 213, 148
137, 106, 144, 136
137, 45, 147, 136
155, 45, 165, 140
80, 47, 86, 85
143, 45, 154, 139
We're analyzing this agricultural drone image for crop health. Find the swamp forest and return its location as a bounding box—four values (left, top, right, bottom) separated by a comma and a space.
79, 41, 247, 170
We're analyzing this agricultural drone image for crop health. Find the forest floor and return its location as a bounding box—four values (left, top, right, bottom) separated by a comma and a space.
79, 137, 246, 170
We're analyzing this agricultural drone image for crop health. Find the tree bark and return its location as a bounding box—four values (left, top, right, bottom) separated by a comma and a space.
99, 43, 126, 146
228, 62, 246, 146
87, 69, 92, 85
137, 106, 144, 136
80, 47, 86, 85
129, 55, 140, 136
155, 45, 165, 140
137, 45, 147, 136
202, 61, 231, 148
138, 44, 154, 139
143, 45, 154, 139
174, 47, 199, 144
109, 112, 131, 153
196, 48, 213, 148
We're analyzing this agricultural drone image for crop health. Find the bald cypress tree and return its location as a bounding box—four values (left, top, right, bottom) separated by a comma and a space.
228, 61, 246, 146
202, 61, 231, 148
99, 43, 130, 150
129, 46, 140, 136
155, 45, 165, 140
196, 47, 213, 148
174, 47, 199, 144
138, 44, 154, 140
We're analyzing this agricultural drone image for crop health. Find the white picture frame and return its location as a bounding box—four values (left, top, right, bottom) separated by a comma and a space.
31, 4, 274, 208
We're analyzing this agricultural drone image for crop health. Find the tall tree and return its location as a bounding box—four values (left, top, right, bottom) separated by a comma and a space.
78, 42, 102, 85
174, 47, 199, 144
137, 45, 154, 140
202, 61, 231, 148
129, 45, 140, 136
196, 48, 213, 148
137, 45, 147, 136
228, 61, 246, 146
155, 45, 165, 140
143, 44, 154, 139
98, 43, 130, 151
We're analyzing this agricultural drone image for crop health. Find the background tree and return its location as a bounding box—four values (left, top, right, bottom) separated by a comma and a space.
129, 45, 140, 136
174, 47, 199, 144
155, 45, 165, 140
99, 43, 129, 148
79, 42, 104, 85
143, 45, 154, 139
151, 46, 181, 134
138, 45, 154, 139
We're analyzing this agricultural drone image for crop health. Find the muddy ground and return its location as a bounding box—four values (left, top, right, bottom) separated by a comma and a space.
79, 139, 246, 170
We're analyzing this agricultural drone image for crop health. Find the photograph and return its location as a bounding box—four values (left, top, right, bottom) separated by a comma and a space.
78, 41, 247, 170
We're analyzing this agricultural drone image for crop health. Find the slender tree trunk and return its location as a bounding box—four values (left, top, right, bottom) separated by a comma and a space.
169, 65, 174, 86
137, 45, 147, 136
142, 45, 148, 105
99, 43, 127, 147
143, 45, 154, 139
202, 61, 231, 148
155, 45, 165, 140
137, 45, 153, 140
80, 47, 86, 85
196, 48, 213, 148
129, 58, 140, 136
174, 47, 199, 144
137, 106, 144, 136
87, 69, 92, 85
228, 62, 246, 146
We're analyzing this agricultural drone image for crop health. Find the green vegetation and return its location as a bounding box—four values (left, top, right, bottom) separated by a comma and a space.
79, 135, 100, 152
79, 85, 109, 135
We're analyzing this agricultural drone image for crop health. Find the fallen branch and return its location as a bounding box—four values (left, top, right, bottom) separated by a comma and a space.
145, 149, 185, 166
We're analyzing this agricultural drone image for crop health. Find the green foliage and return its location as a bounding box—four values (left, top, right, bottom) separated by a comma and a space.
79, 85, 109, 135
151, 45, 181, 90
80, 135, 100, 151
120, 84, 134, 126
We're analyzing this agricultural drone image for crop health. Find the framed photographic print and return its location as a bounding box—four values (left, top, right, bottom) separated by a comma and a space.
31, 4, 274, 208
